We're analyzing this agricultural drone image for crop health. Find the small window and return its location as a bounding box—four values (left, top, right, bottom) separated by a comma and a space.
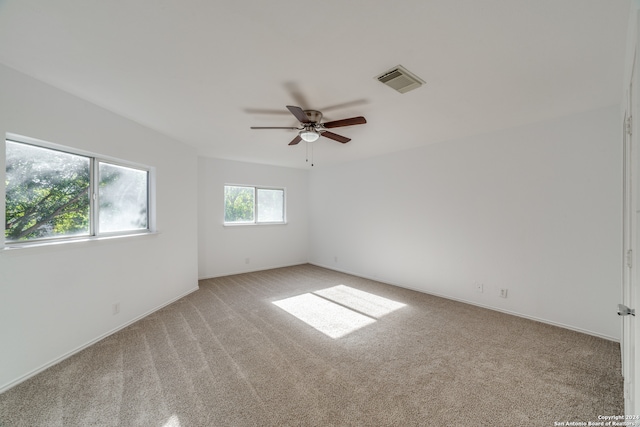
224, 185, 285, 225
5, 137, 152, 244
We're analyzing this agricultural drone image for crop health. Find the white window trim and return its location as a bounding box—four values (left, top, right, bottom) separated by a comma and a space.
223, 184, 287, 226
1, 231, 160, 252
3, 133, 156, 249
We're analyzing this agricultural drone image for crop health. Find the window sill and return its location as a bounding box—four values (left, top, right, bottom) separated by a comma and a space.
1, 231, 159, 252
223, 222, 287, 227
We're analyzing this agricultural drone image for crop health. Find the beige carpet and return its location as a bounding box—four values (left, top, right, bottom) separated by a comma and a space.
0, 264, 623, 426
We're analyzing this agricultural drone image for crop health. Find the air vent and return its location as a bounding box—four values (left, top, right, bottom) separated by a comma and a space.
375, 65, 425, 94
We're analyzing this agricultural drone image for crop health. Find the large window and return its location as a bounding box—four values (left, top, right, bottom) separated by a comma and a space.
224, 185, 285, 224
5, 137, 151, 244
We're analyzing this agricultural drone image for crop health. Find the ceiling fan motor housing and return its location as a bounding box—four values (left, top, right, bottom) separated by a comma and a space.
304, 110, 323, 123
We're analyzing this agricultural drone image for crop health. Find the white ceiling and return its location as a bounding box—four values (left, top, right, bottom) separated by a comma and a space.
0, 0, 630, 168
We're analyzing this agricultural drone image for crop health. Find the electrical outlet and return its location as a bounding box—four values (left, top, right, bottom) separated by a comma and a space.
334, 256, 338, 263
245, 258, 250, 264
475, 283, 483, 293
499, 289, 508, 298
113, 303, 120, 315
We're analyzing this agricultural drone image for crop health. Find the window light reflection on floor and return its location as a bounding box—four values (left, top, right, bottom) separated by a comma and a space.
272, 285, 406, 339
314, 284, 406, 318
162, 415, 182, 427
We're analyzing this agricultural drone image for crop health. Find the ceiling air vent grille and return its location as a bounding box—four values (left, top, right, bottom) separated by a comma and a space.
376, 65, 425, 94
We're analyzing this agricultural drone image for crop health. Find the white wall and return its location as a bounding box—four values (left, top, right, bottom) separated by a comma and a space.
198, 157, 308, 278
309, 105, 622, 340
0, 64, 199, 392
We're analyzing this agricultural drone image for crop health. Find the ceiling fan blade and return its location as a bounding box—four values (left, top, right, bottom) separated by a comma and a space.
319, 99, 368, 112
245, 108, 291, 115
321, 131, 351, 144
323, 116, 367, 128
251, 126, 298, 129
286, 105, 311, 123
284, 82, 310, 109
288, 135, 302, 145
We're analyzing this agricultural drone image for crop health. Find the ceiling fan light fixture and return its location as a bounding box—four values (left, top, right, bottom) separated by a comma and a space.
300, 129, 319, 142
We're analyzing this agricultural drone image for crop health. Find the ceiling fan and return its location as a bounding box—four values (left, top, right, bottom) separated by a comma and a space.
250, 105, 367, 145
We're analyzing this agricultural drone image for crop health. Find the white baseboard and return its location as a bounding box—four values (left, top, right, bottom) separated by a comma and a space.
309, 262, 620, 343
198, 261, 308, 281
0, 286, 200, 394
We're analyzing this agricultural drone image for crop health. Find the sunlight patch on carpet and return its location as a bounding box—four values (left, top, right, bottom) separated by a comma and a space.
162, 415, 182, 427
272, 285, 405, 339
273, 293, 375, 338
314, 285, 406, 318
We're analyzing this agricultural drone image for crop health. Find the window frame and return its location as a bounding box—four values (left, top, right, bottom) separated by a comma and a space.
3, 134, 155, 248
223, 184, 286, 226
